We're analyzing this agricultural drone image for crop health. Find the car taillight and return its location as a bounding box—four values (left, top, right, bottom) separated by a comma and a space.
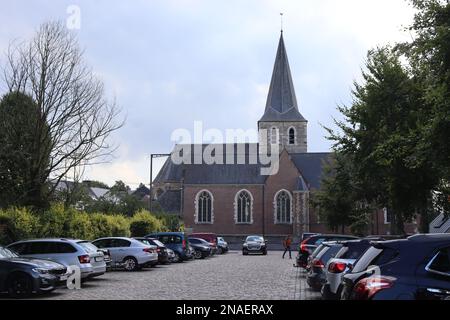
143, 248, 156, 254
78, 255, 90, 264
352, 276, 395, 300
328, 262, 347, 273
312, 259, 325, 268
182, 240, 186, 249
300, 237, 310, 253
156, 248, 161, 253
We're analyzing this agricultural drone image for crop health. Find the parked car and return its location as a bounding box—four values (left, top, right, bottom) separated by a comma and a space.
0, 246, 68, 298
217, 237, 229, 254
188, 238, 212, 259
166, 248, 176, 263
189, 233, 218, 255
187, 245, 195, 260
296, 234, 359, 268
7, 238, 105, 279
136, 237, 170, 264
341, 233, 450, 300
75, 240, 108, 277
147, 232, 192, 262
92, 237, 158, 271
306, 242, 344, 291
321, 238, 384, 299
242, 235, 267, 255
96, 248, 112, 270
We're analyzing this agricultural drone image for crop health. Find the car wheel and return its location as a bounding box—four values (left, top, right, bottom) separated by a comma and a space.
173, 252, 181, 263
8, 273, 33, 299
242, 250, 248, 255
262, 250, 267, 255
194, 250, 202, 259
217, 247, 223, 254
123, 257, 138, 271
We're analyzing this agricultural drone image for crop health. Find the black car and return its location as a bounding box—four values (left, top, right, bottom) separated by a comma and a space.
187, 238, 212, 259
134, 237, 170, 264
341, 233, 450, 300
242, 235, 267, 255
0, 246, 67, 298
306, 242, 343, 291
297, 234, 359, 268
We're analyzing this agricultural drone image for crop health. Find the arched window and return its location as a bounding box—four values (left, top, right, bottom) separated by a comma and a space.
288, 127, 296, 145
274, 190, 292, 224
270, 127, 279, 144
195, 190, 213, 224
235, 190, 253, 224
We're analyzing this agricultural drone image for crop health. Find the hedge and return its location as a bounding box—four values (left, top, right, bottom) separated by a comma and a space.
0, 205, 171, 245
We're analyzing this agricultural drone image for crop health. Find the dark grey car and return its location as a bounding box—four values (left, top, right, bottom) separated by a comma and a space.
0, 246, 67, 298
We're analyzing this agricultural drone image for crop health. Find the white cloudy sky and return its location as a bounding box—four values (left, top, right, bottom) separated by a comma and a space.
0, 0, 416, 189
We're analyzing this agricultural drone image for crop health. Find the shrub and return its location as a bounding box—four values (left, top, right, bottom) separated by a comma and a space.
66, 211, 94, 240
38, 203, 71, 237
90, 213, 113, 239
0, 207, 40, 242
130, 210, 165, 237
106, 214, 130, 237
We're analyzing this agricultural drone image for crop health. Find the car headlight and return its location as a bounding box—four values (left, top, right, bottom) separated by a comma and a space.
243, 243, 248, 247
32, 268, 50, 274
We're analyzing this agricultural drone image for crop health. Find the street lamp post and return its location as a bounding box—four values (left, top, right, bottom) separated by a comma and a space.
149, 153, 170, 212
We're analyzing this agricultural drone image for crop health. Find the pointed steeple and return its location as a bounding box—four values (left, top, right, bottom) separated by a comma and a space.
259, 33, 306, 122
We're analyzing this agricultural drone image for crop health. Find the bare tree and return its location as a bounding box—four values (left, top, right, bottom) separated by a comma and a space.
2, 21, 123, 207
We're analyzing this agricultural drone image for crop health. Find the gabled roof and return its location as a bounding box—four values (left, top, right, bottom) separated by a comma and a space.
290, 152, 330, 189
259, 33, 306, 122
153, 144, 331, 189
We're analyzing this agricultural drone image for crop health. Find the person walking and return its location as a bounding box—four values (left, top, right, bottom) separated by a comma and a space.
282, 235, 292, 259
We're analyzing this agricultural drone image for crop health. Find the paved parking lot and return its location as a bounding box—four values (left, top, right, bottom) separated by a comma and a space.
38, 250, 321, 300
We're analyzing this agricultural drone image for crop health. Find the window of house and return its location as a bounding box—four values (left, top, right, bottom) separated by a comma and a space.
196, 190, 213, 223
288, 127, 296, 145
275, 190, 292, 224
235, 190, 252, 224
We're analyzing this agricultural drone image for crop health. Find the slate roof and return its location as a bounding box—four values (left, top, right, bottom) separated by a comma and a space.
290, 152, 331, 189
154, 144, 330, 190
259, 33, 306, 123
157, 189, 181, 214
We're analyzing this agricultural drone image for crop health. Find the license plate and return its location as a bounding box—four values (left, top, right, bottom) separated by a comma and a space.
59, 275, 68, 281
95, 256, 104, 262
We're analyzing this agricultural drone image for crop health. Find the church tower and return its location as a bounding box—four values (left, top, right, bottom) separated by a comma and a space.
258, 32, 307, 153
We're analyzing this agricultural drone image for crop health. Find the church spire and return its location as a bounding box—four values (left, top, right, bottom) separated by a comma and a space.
259, 32, 306, 122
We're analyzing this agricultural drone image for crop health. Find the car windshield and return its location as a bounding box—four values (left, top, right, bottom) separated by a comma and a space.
0, 247, 18, 258
247, 236, 263, 242
77, 241, 99, 253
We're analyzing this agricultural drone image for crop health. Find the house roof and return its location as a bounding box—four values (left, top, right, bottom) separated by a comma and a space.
259, 33, 306, 123
153, 144, 330, 190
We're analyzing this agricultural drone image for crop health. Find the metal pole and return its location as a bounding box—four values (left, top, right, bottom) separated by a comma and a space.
149, 155, 153, 212
262, 184, 265, 237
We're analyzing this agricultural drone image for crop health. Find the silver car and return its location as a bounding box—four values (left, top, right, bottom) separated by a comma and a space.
7, 238, 106, 279
322, 239, 380, 299
92, 237, 158, 271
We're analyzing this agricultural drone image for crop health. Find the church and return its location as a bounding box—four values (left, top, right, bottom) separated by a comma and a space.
152, 32, 417, 238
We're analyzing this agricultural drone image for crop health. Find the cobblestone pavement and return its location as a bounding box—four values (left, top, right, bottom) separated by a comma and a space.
38, 250, 321, 300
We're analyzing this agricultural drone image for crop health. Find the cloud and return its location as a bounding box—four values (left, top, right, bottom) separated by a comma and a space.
0, 0, 417, 188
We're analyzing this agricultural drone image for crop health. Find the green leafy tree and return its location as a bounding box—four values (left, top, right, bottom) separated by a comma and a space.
399, 0, 450, 218
313, 152, 371, 235
327, 47, 437, 234
0, 92, 51, 208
